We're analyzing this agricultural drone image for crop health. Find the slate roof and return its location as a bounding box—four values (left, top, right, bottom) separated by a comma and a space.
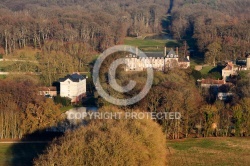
167, 49, 176, 56
166, 49, 178, 58
59, 73, 86, 82
140, 52, 164, 58
236, 59, 247, 66
135, 50, 179, 58
129, 49, 180, 58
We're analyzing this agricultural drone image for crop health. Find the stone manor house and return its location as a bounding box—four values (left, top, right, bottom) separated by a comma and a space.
59, 73, 87, 103
125, 47, 190, 71
38, 73, 87, 103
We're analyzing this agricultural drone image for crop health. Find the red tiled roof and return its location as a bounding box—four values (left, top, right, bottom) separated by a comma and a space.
39, 87, 57, 91
200, 79, 225, 85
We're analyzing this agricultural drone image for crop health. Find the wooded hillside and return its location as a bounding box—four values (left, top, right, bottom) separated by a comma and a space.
0, 0, 168, 54
171, 0, 250, 64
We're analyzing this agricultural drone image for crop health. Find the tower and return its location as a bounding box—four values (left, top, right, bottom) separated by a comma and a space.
247, 56, 250, 69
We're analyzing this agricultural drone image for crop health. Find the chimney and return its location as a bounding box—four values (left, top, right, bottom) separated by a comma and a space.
228, 61, 233, 66
176, 47, 178, 56
164, 47, 167, 56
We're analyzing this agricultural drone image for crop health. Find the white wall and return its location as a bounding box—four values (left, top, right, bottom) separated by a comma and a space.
247, 58, 250, 69
60, 78, 86, 100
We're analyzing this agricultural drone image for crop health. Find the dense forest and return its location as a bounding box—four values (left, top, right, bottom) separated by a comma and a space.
0, 76, 62, 139
0, 0, 168, 54
171, 0, 250, 64
0, 0, 249, 64
0, 0, 249, 83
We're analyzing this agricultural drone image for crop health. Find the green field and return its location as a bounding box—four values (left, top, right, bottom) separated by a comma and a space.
60, 105, 74, 112
167, 137, 250, 166
200, 65, 214, 75
0, 75, 7, 79
0, 61, 15, 72
124, 37, 179, 51
0, 138, 249, 166
0, 143, 48, 166
0, 61, 38, 73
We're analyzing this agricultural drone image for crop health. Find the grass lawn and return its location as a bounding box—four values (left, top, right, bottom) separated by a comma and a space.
0, 61, 38, 73
0, 75, 7, 79
200, 65, 214, 75
167, 137, 250, 166
60, 105, 74, 113
190, 59, 199, 69
124, 37, 168, 47
124, 37, 179, 52
0, 143, 48, 166
0, 61, 15, 71
0, 137, 249, 165
4, 47, 40, 61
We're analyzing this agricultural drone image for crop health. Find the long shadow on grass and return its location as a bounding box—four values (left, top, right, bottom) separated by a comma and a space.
5, 129, 63, 166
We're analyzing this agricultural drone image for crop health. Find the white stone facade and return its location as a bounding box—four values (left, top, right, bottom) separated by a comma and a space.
59, 73, 87, 102
125, 54, 165, 71
222, 62, 236, 80
125, 49, 190, 71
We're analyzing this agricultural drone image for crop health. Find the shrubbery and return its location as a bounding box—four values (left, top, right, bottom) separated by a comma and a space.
54, 96, 71, 107
34, 107, 167, 166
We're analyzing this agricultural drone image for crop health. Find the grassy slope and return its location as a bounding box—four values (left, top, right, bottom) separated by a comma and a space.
167, 137, 250, 166
0, 75, 7, 79
200, 66, 214, 75
60, 105, 74, 113
124, 37, 168, 47
3, 47, 40, 61
0, 143, 47, 166
0, 138, 249, 166
124, 37, 179, 52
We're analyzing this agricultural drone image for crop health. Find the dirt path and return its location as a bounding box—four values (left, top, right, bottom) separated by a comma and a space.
0, 72, 41, 75
0, 141, 49, 144
0, 58, 38, 63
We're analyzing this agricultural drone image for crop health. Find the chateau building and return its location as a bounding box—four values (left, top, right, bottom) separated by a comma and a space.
125, 47, 190, 71
222, 61, 236, 81
58, 73, 87, 103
